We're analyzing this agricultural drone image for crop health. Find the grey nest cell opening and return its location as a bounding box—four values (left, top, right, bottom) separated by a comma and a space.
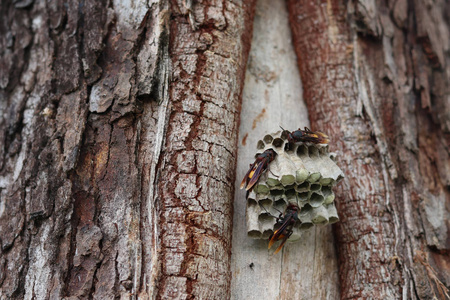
246, 130, 344, 242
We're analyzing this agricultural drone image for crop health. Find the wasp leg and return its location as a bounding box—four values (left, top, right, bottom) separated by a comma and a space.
258, 202, 283, 218
268, 168, 279, 178
272, 205, 283, 216
258, 201, 272, 216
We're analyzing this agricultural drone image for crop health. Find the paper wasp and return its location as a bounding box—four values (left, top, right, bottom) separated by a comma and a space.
268, 204, 300, 254
282, 127, 329, 148
240, 149, 277, 191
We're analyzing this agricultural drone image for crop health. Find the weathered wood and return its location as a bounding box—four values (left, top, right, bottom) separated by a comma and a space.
231, 1, 340, 299
288, 0, 450, 298
0, 0, 255, 298
154, 0, 256, 299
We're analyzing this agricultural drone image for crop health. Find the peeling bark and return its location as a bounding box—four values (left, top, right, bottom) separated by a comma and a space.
1, 0, 448, 298
288, 0, 450, 299
0, 0, 255, 298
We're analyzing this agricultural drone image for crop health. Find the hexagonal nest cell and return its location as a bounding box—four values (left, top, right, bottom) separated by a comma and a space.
246, 130, 344, 242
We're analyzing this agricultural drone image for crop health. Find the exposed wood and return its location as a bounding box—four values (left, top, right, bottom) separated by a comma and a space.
231, 1, 340, 299
288, 0, 450, 298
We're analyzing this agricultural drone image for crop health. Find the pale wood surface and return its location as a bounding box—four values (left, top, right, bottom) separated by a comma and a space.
230, 1, 340, 299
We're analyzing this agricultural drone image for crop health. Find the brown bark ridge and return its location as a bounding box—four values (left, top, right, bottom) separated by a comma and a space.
155, 0, 256, 299
0, 0, 255, 299
288, 0, 450, 299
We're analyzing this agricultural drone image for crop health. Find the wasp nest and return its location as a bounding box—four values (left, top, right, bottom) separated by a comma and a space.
246, 130, 344, 241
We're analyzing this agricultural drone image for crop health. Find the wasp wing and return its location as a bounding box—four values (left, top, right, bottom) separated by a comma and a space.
303, 133, 329, 144
245, 158, 269, 191
240, 163, 255, 189
273, 233, 291, 254
268, 214, 295, 249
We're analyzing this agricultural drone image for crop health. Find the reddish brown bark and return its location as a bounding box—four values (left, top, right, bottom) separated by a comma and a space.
2, 0, 448, 298
154, 1, 256, 298
288, 0, 449, 299
0, 0, 256, 298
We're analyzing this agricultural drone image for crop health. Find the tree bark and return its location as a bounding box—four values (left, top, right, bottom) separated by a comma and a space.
1, 0, 449, 299
288, 0, 450, 299
156, 1, 255, 299
0, 0, 255, 298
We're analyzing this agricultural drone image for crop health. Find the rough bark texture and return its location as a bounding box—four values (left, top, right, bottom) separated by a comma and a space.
155, 0, 256, 299
288, 0, 450, 299
0, 0, 255, 299
2, 0, 449, 298
0, 0, 166, 298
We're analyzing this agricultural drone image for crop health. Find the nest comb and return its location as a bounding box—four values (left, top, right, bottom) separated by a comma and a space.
246, 130, 344, 241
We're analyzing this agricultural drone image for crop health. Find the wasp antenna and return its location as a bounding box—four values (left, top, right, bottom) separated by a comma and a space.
279, 126, 286, 132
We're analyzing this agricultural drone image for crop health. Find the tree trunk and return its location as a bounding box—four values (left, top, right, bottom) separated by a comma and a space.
0, 0, 255, 298
287, 0, 450, 299
157, 1, 255, 299
1, 0, 449, 300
